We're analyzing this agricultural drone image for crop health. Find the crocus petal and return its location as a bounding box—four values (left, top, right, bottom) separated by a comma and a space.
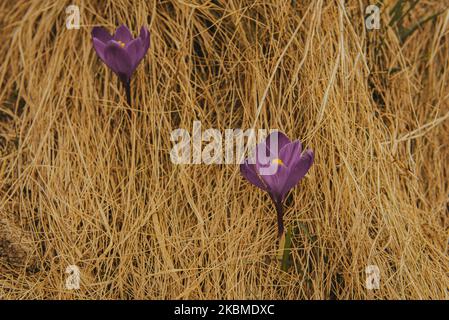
260, 141, 306, 201
139, 26, 150, 51
92, 27, 112, 43
240, 160, 268, 192
279, 140, 302, 167
265, 131, 291, 156
93, 38, 107, 61
126, 38, 143, 69
260, 164, 290, 202
255, 139, 272, 169
103, 42, 133, 81
253, 131, 291, 178
281, 149, 314, 197
114, 25, 133, 43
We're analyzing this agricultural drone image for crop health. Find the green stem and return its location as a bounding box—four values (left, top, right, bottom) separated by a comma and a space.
281, 226, 293, 272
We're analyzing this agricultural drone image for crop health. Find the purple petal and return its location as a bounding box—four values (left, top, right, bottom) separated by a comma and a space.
126, 38, 144, 69
103, 41, 133, 80
265, 131, 291, 156
114, 25, 133, 43
260, 164, 290, 201
254, 132, 292, 176
255, 139, 272, 169
259, 144, 311, 202
93, 38, 106, 61
240, 160, 268, 192
279, 140, 302, 167
281, 149, 314, 197
92, 27, 112, 43
139, 26, 150, 51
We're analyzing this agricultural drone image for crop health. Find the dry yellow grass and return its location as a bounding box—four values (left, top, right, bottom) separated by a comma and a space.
0, 0, 448, 299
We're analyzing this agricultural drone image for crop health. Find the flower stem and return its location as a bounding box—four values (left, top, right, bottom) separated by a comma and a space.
124, 80, 131, 107
280, 226, 293, 271
274, 200, 284, 238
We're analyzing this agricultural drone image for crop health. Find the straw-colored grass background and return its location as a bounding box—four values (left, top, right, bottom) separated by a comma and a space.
0, 0, 448, 299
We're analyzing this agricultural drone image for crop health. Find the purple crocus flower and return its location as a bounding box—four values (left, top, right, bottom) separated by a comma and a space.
240, 131, 314, 238
92, 25, 150, 106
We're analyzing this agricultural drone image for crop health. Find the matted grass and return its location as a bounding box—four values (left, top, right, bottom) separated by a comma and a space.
0, 0, 448, 299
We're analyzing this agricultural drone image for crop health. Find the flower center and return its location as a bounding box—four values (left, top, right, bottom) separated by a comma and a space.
271, 158, 284, 166
117, 41, 125, 48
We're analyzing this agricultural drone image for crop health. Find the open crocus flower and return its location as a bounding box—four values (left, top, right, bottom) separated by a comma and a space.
92, 25, 150, 106
240, 131, 314, 238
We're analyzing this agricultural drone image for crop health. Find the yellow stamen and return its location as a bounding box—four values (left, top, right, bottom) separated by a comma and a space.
118, 41, 125, 48
272, 158, 284, 166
